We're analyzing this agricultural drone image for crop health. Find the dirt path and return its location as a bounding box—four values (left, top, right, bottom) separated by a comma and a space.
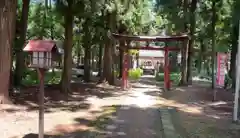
1, 76, 164, 138
102, 83, 164, 138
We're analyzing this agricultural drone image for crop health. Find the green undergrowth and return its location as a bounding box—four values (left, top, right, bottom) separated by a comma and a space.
155, 72, 180, 83
22, 69, 62, 86
128, 68, 143, 80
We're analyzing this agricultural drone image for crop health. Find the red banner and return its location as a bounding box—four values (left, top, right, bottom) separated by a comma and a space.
216, 53, 227, 87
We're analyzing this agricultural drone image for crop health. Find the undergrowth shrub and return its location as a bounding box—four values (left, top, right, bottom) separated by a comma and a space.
128, 68, 143, 80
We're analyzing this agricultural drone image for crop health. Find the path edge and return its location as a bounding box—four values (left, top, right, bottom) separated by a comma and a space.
159, 107, 181, 138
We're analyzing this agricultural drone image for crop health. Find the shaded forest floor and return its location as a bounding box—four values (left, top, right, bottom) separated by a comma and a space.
0, 77, 240, 138
164, 82, 240, 138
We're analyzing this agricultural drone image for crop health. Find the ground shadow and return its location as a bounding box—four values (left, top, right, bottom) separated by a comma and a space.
6, 82, 124, 113
21, 105, 119, 138
21, 105, 163, 138
167, 107, 240, 138
158, 80, 240, 137
168, 83, 234, 113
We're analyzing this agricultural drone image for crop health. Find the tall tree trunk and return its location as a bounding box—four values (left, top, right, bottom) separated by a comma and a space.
60, 0, 73, 94
76, 40, 81, 65
229, 0, 240, 88
136, 52, 139, 67
229, 25, 238, 88
211, 0, 217, 89
14, 0, 30, 86
98, 44, 103, 77
118, 41, 124, 78
179, 0, 189, 85
198, 39, 204, 73
187, 0, 197, 84
102, 39, 112, 83
102, 12, 115, 84
49, 0, 54, 40
0, 0, 17, 103
83, 18, 91, 82
110, 11, 117, 84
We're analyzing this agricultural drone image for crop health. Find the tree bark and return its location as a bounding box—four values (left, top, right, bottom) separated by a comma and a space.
98, 43, 103, 77
118, 41, 124, 78
229, 0, 240, 88
102, 12, 115, 84
198, 39, 204, 73
0, 0, 17, 103
60, 0, 73, 94
14, 0, 30, 86
76, 40, 81, 65
211, 0, 217, 89
83, 18, 91, 82
229, 23, 238, 88
187, 0, 197, 84
102, 40, 112, 83
179, 0, 189, 85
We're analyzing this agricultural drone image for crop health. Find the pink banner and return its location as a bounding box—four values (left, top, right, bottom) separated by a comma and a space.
216, 53, 227, 87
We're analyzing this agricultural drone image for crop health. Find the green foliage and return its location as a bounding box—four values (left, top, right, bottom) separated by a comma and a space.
22, 69, 61, 86
155, 72, 180, 83
128, 68, 143, 80
14, 0, 237, 87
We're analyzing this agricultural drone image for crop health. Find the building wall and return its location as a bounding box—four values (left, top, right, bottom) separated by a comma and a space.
139, 56, 164, 66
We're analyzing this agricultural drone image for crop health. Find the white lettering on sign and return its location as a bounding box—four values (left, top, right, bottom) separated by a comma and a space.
216, 53, 227, 87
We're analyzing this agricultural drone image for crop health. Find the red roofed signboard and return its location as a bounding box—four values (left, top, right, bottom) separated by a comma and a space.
23, 40, 64, 69
24, 40, 61, 52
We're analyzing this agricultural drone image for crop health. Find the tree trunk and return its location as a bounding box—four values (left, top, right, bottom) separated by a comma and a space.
110, 11, 117, 84
14, 0, 30, 86
198, 40, 204, 74
211, 0, 217, 89
98, 44, 103, 76
136, 52, 139, 67
179, 0, 189, 85
83, 46, 91, 82
229, 0, 240, 88
60, 0, 73, 94
102, 12, 115, 84
102, 41, 112, 83
229, 24, 238, 88
118, 41, 124, 78
0, 0, 17, 103
187, 0, 197, 84
49, 0, 54, 40
76, 40, 81, 65
83, 18, 91, 82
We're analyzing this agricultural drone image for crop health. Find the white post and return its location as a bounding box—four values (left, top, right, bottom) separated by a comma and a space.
233, 21, 240, 122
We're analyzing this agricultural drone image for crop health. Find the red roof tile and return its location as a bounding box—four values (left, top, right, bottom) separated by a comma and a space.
23, 40, 56, 52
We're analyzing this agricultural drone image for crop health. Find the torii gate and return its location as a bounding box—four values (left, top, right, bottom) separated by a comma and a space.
112, 33, 189, 90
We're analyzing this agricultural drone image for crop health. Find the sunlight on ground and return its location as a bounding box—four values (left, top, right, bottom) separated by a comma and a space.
131, 92, 157, 108
125, 87, 161, 108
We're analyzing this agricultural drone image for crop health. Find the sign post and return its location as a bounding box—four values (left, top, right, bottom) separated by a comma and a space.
23, 40, 64, 138
37, 68, 45, 138
233, 21, 240, 122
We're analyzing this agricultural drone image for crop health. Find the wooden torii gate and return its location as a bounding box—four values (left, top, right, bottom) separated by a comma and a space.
112, 33, 189, 90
